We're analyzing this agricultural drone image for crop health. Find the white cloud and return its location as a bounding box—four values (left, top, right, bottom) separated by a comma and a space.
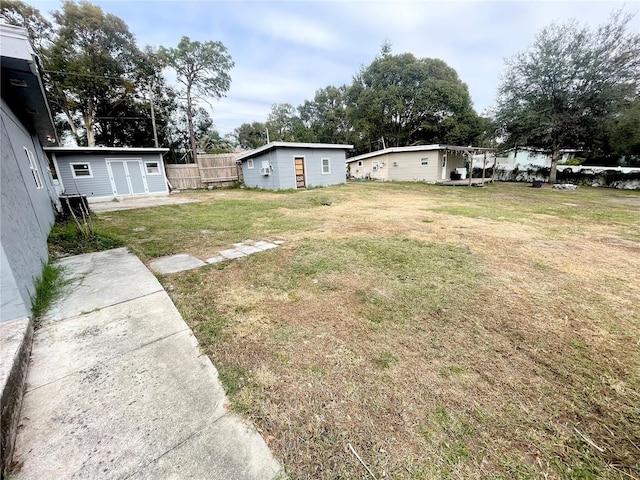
231, 7, 345, 51
26, 0, 640, 137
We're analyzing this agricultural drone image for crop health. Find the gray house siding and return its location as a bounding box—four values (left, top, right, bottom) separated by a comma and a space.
144, 157, 168, 193
55, 154, 113, 197
1, 99, 56, 323
242, 150, 281, 189
52, 152, 168, 200
279, 148, 347, 188
241, 147, 347, 190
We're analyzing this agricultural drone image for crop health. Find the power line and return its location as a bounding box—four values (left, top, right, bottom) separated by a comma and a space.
44, 69, 132, 81
96, 117, 150, 120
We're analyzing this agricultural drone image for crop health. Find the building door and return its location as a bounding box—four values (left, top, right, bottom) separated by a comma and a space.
294, 157, 306, 188
441, 154, 447, 180
107, 159, 148, 196
126, 160, 147, 194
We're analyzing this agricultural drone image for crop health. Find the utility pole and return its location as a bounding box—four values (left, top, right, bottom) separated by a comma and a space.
149, 88, 159, 148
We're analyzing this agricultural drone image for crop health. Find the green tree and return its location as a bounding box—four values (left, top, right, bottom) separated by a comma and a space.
347, 49, 479, 153
265, 103, 306, 142
160, 36, 234, 163
298, 85, 353, 144
233, 121, 268, 149
495, 10, 640, 183
45, 0, 143, 146
604, 96, 640, 156
94, 46, 178, 148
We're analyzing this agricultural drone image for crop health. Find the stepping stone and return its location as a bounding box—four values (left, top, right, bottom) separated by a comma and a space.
205, 256, 225, 264
273, 240, 285, 245
219, 249, 246, 260
149, 254, 206, 274
235, 244, 262, 255
253, 241, 278, 251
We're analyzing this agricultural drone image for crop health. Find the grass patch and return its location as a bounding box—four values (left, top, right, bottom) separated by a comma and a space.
93, 183, 640, 479
375, 351, 398, 369
48, 219, 123, 256
30, 260, 65, 319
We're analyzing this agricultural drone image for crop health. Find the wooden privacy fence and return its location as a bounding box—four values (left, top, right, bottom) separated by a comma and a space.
165, 153, 242, 189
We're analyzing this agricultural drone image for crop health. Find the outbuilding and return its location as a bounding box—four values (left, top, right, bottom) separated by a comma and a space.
346, 145, 495, 183
46, 147, 170, 202
237, 142, 353, 190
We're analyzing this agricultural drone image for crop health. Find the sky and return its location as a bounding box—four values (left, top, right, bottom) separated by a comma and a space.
26, 0, 639, 137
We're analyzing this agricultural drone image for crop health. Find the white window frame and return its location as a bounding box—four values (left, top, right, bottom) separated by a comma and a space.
144, 161, 161, 175
70, 162, 94, 179
247, 158, 254, 169
24, 147, 43, 189
420, 158, 429, 166
321, 157, 330, 174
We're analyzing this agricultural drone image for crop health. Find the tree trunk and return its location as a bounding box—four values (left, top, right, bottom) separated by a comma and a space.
186, 86, 198, 165
83, 99, 96, 147
62, 107, 81, 145
549, 146, 559, 185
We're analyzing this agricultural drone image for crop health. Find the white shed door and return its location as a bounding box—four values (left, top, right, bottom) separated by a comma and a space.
108, 160, 148, 196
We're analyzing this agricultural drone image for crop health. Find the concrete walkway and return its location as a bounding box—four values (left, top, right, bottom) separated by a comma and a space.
9, 248, 281, 479
90, 194, 199, 213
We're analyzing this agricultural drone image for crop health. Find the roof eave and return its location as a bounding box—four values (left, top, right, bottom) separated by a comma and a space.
237, 142, 354, 162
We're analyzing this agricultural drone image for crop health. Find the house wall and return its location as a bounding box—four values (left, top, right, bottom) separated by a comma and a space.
143, 155, 168, 192
54, 153, 168, 200
347, 153, 390, 181
242, 149, 280, 189
0, 99, 56, 323
506, 149, 551, 168
242, 148, 348, 190
387, 151, 440, 182
348, 150, 469, 182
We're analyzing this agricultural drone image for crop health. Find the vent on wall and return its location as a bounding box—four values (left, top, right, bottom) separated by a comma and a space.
393, 161, 399, 167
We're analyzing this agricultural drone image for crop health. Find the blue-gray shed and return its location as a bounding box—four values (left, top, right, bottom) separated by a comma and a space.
46, 147, 170, 202
237, 142, 353, 190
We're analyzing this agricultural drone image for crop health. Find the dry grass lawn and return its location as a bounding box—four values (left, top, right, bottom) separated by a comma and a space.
95, 182, 639, 479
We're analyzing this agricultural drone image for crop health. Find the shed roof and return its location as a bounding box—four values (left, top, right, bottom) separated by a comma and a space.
45, 147, 169, 154
346, 145, 495, 163
236, 142, 354, 162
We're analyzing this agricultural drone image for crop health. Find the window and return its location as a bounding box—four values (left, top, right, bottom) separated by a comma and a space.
358, 161, 363, 167
24, 148, 43, 189
145, 161, 160, 175
421, 158, 429, 166
372, 161, 379, 171
442, 155, 447, 168
71, 162, 93, 178
321, 158, 330, 174
247, 159, 254, 169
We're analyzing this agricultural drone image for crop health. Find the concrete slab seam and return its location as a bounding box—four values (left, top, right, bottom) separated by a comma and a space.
121, 429, 201, 480
24, 327, 191, 395
120, 411, 258, 480
37, 289, 167, 331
